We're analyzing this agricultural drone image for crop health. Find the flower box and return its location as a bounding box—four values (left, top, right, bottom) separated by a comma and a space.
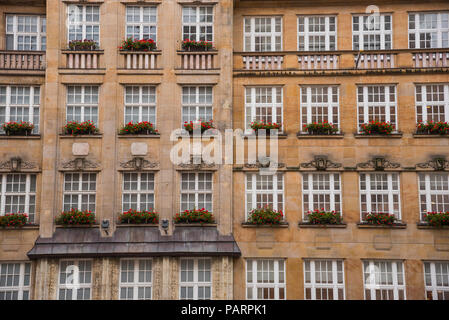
174, 208, 215, 224
305, 209, 343, 225
183, 120, 215, 134
423, 211, 449, 227
2, 121, 35, 136
55, 209, 96, 226
118, 209, 159, 224
363, 212, 396, 226
68, 39, 97, 51
246, 207, 284, 225
416, 121, 449, 135
63, 121, 99, 135
181, 39, 213, 51
360, 121, 394, 135
0, 213, 28, 228
119, 122, 159, 135
250, 120, 282, 133
302, 121, 339, 135
119, 38, 157, 51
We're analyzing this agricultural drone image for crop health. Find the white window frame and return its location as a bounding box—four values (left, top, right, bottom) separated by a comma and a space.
5, 14, 46, 51
303, 259, 345, 300
245, 173, 284, 220
125, 5, 157, 41
122, 172, 155, 212
300, 86, 339, 131
181, 86, 213, 125
244, 16, 282, 52
0, 174, 37, 223
363, 260, 406, 300
67, 4, 100, 45
409, 12, 449, 49
119, 258, 153, 300
0, 262, 31, 300
424, 261, 449, 300
58, 259, 92, 300
415, 84, 449, 123
182, 6, 214, 42
418, 173, 449, 221
179, 258, 212, 300
66, 85, 99, 125
246, 259, 286, 300
245, 87, 283, 132
63, 173, 96, 212
357, 85, 397, 133
124, 85, 157, 126
359, 173, 401, 221
302, 173, 342, 219
0, 86, 41, 134
297, 15, 337, 51
180, 172, 213, 212
352, 14, 393, 50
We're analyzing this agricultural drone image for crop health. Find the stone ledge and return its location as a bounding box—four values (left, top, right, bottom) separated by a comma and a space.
296, 133, 344, 139
413, 134, 449, 139
117, 134, 160, 139
173, 223, 217, 227
116, 223, 159, 227
417, 223, 449, 229
55, 225, 99, 228
353, 133, 403, 139
59, 134, 103, 139
357, 223, 407, 229
298, 223, 347, 228
0, 135, 41, 139
242, 133, 288, 139
0, 224, 40, 230
241, 222, 289, 228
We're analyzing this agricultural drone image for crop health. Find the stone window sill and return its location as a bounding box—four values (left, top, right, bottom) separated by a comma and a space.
413, 134, 449, 138
116, 223, 159, 227
55, 224, 99, 228
174, 223, 217, 227
242, 133, 288, 139
354, 133, 403, 139
298, 222, 347, 228
0, 224, 39, 230
241, 222, 289, 228
59, 134, 102, 139
118, 134, 160, 139
296, 132, 344, 139
417, 223, 449, 229
357, 222, 406, 229
0, 134, 40, 139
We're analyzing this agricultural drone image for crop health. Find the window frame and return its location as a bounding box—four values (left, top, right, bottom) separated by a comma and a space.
0, 262, 31, 300
352, 14, 393, 50
124, 85, 157, 126
5, 14, 46, 51
66, 85, 99, 125
302, 173, 342, 219
62, 173, 97, 212
303, 259, 345, 300
180, 172, 213, 212
58, 259, 92, 300
424, 261, 449, 300
244, 86, 283, 133
246, 259, 286, 300
125, 5, 158, 41
0, 173, 37, 223
122, 172, 155, 212
362, 260, 406, 300
418, 172, 449, 221
181, 5, 214, 42
415, 84, 449, 123
179, 258, 212, 300
181, 86, 213, 125
244, 16, 283, 52
408, 12, 449, 49
245, 173, 284, 220
300, 85, 340, 131
67, 4, 100, 45
119, 258, 153, 300
297, 15, 337, 51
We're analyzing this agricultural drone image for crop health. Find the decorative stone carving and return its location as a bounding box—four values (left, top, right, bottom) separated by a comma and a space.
120, 157, 158, 170
357, 157, 400, 170
416, 157, 449, 171
244, 157, 285, 169
72, 143, 89, 156
0, 157, 37, 171
61, 158, 100, 170
300, 155, 341, 171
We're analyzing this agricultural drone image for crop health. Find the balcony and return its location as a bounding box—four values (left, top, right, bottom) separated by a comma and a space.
61, 50, 104, 70
354, 52, 396, 69
0, 51, 45, 73
413, 51, 449, 68
177, 50, 218, 71
119, 50, 161, 70
297, 53, 339, 70
242, 54, 284, 70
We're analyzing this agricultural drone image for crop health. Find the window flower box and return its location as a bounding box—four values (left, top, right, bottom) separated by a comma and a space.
363, 212, 396, 226
55, 209, 96, 226
250, 120, 282, 134
63, 121, 99, 136
360, 121, 394, 135
0, 213, 28, 228
183, 120, 215, 134
416, 121, 449, 135
119, 38, 157, 51
2, 121, 34, 136
118, 209, 159, 224
174, 208, 215, 224
302, 121, 339, 135
68, 39, 97, 51
305, 209, 343, 225
423, 211, 449, 227
181, 39, 213, 51
246, 207, 284, 225
119, 121, 159, 135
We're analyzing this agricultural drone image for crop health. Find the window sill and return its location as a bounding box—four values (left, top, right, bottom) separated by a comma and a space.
413, 133, 449, 138
354, 133, 403, 139
296, 132, 344, 139
116, 223, 159, 227
61, 49, 104, 53
117, 134, 160, 139
417, 223, 449, 229
298, 222, 347, 228
357, 222, 407, 229
0, 224, 39, 230
242, 133, 288, 139
174, 223, 217, 227
241, 222, 289, 228
55, 224, 99, 228
0, 134, 40, 139
59, 134, 102, 139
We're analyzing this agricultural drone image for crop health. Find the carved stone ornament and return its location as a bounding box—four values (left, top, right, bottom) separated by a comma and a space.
0, 157, 37, 171
357, 157, 400, 170
416, 157, 449, 171
61, 158, 100, 171
120, 157, 158, 170
300, 156, 341, 171
244, 157, 285, 169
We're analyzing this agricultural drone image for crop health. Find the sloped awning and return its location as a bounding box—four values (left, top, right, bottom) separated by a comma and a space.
27, 226, 241, 259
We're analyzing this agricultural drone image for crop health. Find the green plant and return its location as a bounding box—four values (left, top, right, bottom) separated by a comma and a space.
118, 209, 159, 224
55, 209, 96, 226
306, 209, 342, 224
68, 39, 97, 50
416, 121, 449, 135
303, 121, 338, 134
181, 39, 213, 51
0, 213, 28, 227
63, 121, 99, 135
119, 38, 157, 51
119, 121, 158, 135
183, 120, 215, 133
250, 120, 282, 131
247, 206, 284, 225
174, 208, 215, 224
364, 212, 396, 225
360, 121, 395, 135
424, 211, 449, 227
2, 121, 35, 135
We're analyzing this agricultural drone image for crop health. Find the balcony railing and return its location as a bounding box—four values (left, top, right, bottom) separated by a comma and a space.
178, 51, 217, 70
120, 51, 160, 70
243, 55, 284, 70
62, 50, 103, 69
413, 52, 449, 68
298, 54, 339, 70
354, 53, 396, 69
0, 51, 45, 70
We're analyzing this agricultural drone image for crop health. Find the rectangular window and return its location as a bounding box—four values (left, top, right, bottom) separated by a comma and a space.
119, 259, 152, 300
415, 84, 449, 123
180, 173, 212, 212
125, 6, 157, 41
181, 86, 213, 124
0, 262, 31, 300
67, 4, 100, 45
418, 173, 449, 220
357, 85, 397, 132
304, 260, 345, 300
298, 16, 337, 51
302, 173, 341, 219
244, 17, 282, 52
6, 15, 46, 51
122, 172, 155, 212
182, 6, 213, 42
245, 87, 283, 131
180, 258, 211, 300
66, 85, 99, 125
352, 14, 392, 50
124, 86, 156, 125
363, 261, 406, 300
246, 173, 284, 219
300, 86, 339, 130
359, 173, 401, 221
409, 12, 449, 49
424, 261, 449, 300
58, 260, 92, 300
0, 174, 36, 223
246, 259, 286, 300
63, 173, 96, 212
0, 86, 41, 134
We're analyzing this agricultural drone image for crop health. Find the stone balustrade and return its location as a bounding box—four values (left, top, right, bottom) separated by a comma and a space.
0, 51, 45, 70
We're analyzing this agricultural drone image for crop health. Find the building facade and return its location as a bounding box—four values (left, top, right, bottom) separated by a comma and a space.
0, 0, 449, 300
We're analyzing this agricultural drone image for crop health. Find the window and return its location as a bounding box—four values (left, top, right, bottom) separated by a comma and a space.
124, 86, 156, 125
182, 86, 213, 124
409, 12, 449, 49
359, 173, 401, 221
66, 85, 99, 125
119, 259, 152, 300
182, 6, 213, 42
418, 173, 449, 221
63, 173, 96, 212
6, 15, 46, 51
352, 14, 392, 50
357, 85, 397, 132
122, 172, 155, 212
244, 17, 282, 52
246, 259, 285, 300
298, 16, 336, 51
245, 87, 283, 131
424, 261, 449, 300
0, 86, 40, 134
125, 6, 157, 41
0, 262, 31, 300
180, 258, 211, 300
363, 261, 406, 300
0, 174, 36, 223
302, 173, 341, 219
300, 86, 339, 130
246, 173, 284, 219
304, 260, 345, 300
415, 84, 449, 123
180, 173, 212, 211
67, 4, 100, 45
58, 260, 92, 300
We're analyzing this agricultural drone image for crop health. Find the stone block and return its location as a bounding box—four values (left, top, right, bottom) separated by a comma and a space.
131, 142, 148, 156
